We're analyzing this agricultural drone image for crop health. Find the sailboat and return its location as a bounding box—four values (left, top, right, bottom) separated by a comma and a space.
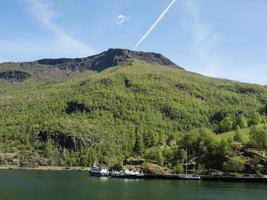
178, 148, 201, 180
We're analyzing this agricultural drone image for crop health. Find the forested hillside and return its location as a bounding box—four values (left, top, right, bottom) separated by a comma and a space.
0, 49, 266, 175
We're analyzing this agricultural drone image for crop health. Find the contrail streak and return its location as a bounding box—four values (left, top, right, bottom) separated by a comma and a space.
133, 0, 176, 50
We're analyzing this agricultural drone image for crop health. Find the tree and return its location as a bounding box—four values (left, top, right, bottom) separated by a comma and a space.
68, 151, 78, 166
143, 129, 158, 148
44, 141, 54, 158
79, 150, 89, 167
233, 129, 244, 143
174, 148, 186, 164
263, 104, 267, 115
249, 112, 261, 126
133, 131, 144, 155
174, 163, 184, 174
236, 114, 248, 129
219, 139, 232, 155
144, 147, 164, 166
223, 156, 246, 173
249, 126, 267, 149
250, 157, 264, 174
87, 149, 97, 166
22, 133, 31, 147
62, 148, 69, 163
219, 117, 233, 133
196, 164, 207, 175
58, 158, 65, 166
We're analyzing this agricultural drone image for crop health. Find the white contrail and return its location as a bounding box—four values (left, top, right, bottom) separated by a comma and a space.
133, 0, 176, 50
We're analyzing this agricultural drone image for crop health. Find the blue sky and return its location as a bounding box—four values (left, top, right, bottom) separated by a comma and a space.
0, 0, 266, 84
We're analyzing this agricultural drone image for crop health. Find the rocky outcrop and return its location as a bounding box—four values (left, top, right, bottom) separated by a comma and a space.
19, 156, 50, 168
38, 131, 93, 151
243, 148, 267, 164
36, 48, 183, 72
142, 162, 171, 175
125, 157, 146, 165
0, 70, 31, 81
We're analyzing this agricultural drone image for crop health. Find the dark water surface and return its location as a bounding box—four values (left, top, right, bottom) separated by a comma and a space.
0, 170, 267, 200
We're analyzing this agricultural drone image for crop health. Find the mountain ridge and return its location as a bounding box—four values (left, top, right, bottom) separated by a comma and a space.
0, 48, 183, 81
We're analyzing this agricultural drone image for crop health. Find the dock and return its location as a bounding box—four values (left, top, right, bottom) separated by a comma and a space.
200, 175, 267, 183
140, 174, 267, 183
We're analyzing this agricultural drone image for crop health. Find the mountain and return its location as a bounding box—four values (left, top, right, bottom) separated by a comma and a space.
0, 49, 266, 174
0, 48, 182, 82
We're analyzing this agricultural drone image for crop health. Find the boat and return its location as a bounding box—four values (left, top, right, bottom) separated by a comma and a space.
178, 148, 201, 181
178, 174, 201, 180
111, 167, 144, 179
89, 163, 110, 177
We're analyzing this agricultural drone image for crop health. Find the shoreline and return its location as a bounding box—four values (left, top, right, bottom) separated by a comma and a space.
1, 165, 266, 184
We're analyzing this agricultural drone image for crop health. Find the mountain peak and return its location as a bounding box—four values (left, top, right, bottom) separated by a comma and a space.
105, 48, 179, 67
36, 48, 183, 72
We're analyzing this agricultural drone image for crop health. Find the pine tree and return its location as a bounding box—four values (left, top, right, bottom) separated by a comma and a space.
236, 114, 248, 129
133, 131, 144, 155
219, 117, 233, 132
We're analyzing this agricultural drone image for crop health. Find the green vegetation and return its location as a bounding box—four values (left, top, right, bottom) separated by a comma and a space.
223, 156, 246, 173
249, 126, 267, 149
0, 60, 267, 174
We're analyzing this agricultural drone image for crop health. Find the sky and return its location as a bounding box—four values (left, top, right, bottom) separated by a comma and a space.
0, 0, 267, 85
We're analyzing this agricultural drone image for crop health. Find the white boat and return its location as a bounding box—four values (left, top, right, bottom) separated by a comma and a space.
89, 163, 109, 177
111, 167, 144, 179
178, 174, 201, 180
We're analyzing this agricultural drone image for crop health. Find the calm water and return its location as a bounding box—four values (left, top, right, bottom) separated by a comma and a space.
0, 170, 267, 200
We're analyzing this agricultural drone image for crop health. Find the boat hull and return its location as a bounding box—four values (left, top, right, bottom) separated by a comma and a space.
111, 175, 144, 179
178, 175, 201, 180
89, 171, 109, 177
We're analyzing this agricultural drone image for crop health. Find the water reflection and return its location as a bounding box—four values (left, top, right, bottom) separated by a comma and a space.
0, 170, 266, 200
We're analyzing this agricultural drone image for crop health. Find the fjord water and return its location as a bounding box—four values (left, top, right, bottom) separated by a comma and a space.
0, 170, 267, 200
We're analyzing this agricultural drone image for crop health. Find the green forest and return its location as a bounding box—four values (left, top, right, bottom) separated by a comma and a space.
0, 60, 267, 175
